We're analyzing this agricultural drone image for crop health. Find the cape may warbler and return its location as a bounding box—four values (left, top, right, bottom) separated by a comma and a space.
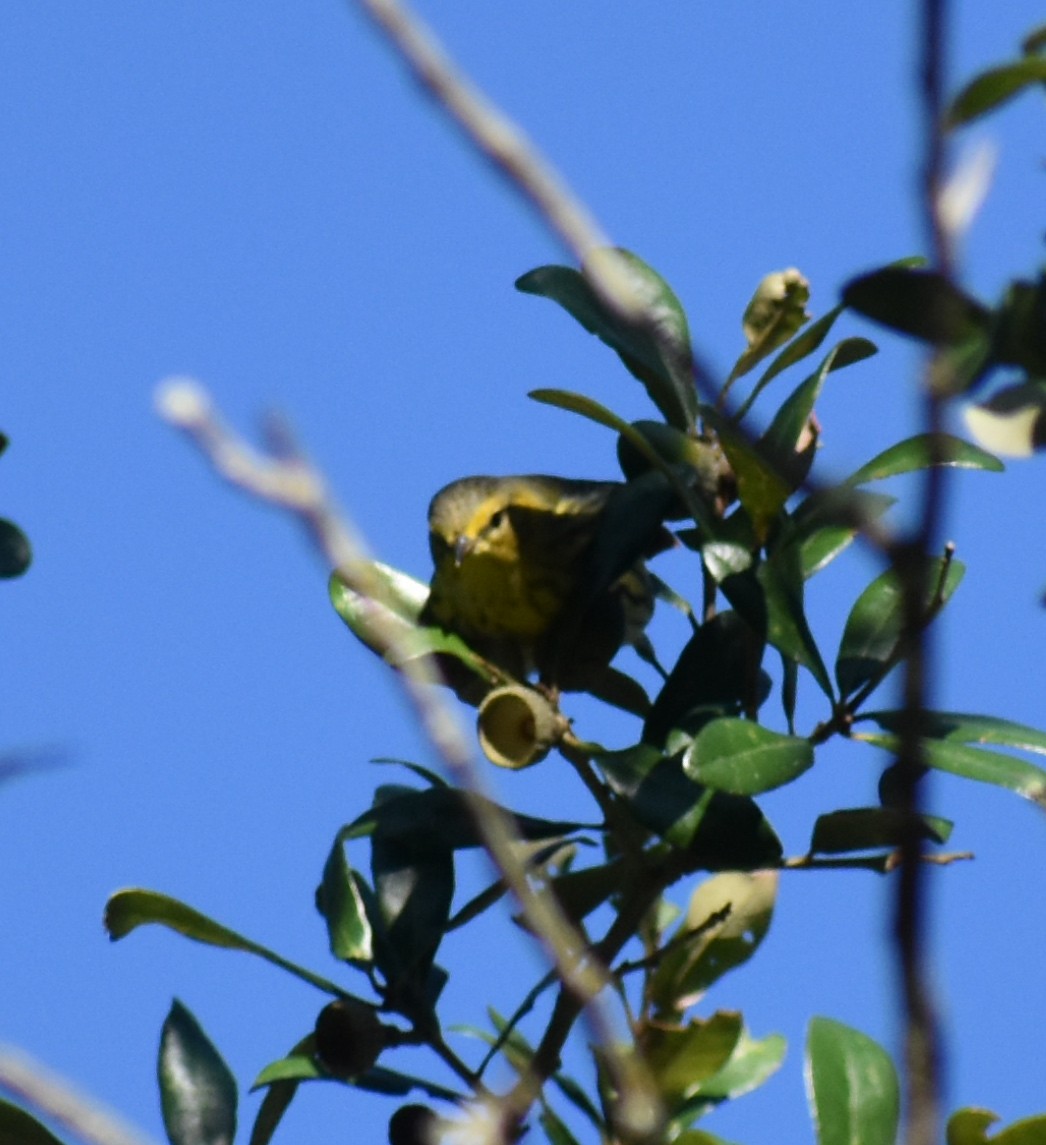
421, 474, 671, 690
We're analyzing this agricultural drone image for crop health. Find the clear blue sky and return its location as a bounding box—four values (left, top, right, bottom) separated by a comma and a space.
2, 3, 1044, 1143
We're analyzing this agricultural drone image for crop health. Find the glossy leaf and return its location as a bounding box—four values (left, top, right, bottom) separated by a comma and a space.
863, 709, 1046, 757
649, 871, 778, 1014
810, 807, 952, 854
0, 1101, 68, 1145
757, 552, 834, 699
684, 719, 813, 796
790, 488, 896, 579
806, 1018, 899, 1145
844, 433, 1003, 485
842, 266, 990, 346
104, 889, 345, 996
0, 519, 31, 578
946, 56, 1046, 127
517, 250, 697, 429
159, 1000, 237, 1145
317, 838, 374, 963
856, 732, 1046, 808
835, 555, 965, 698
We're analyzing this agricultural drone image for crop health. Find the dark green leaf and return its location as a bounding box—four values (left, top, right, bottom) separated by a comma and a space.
992, 277, 1046, 376
0, 519, 31, 578
864, 709, 1046, 756
856, 731, 1046, 808
253, 1055, 460, 1101
644, 613, 762, 748
684, 719, 813, 795
549, 860, 624, 923
835, 555, 965, 698
810, 807, 952, 854
701, 408, 791, 534
0, 1100, 68, 1145
758, 552, 834, 699
671, 1026, 786, 1125
806, 1018, 899, 1145
517, 250, 698, 429
539, 1105, 583, 1145
644, 1012, 742, 1105
104, 889, 346, 995
842, 267, 990, 346
159, 1000, 237, 1145
844, 433, 1003, 485
248, 1080, 298, 1145
946, 57, 1046, 127
948, 1108, 1046, 1145
790, 489, 896, 579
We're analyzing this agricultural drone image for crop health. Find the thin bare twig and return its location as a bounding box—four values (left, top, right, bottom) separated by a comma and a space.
0, 1046, 158, 1145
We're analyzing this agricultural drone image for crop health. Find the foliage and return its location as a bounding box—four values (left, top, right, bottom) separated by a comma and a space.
91, 20, 1046, 1145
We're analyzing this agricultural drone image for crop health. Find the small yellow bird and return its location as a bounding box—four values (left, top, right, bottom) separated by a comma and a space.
421, 474, 670, 691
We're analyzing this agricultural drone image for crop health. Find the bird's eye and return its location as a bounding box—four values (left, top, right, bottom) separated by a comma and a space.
488, 508, 506, 530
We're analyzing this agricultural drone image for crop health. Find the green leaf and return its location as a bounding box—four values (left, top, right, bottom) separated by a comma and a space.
844, 433, 1003, 485
790, 488, 896, 579
806, 1018, 899, 1145
732, 269, 811, 381
317, 838, 374, 963
0, 519, 31, 578
842, 267, 990, 346
760, 340, 877, 472
701, 408, 791, 535
992, 276, 1046, 377
946, 57, 1046, 127
248, 1079, 298, 1145
810, 807, 952, 854
0, 1100, 69, 1145
964, 382, 1046, 458
835, 555, 965, 698
253, 1056, 460, 1101
757, 551, 834, 699
863, 710, 1046, 757
159, 1000, 237, 1145
539, 1105, 583, 1145
736, 304, 844, 419
517, 249, 698, 429
644, 1013, 743, 1106
684, 719, 813, 796
948, 1108, 1046, 1145
649, 871, 777, 1014
856, 731, 1046, 809
671, 1026, 787, 1126
104, 889, 346, 996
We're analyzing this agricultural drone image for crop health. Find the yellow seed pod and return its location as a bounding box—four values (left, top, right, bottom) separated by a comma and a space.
476, 685, 565, 769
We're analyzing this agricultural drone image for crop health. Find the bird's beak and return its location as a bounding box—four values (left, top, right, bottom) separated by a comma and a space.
454, 535, 473, 566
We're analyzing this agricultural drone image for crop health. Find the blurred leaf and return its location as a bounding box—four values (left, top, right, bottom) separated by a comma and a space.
104, 889, 345, 995
649, 871, 777, 1014
992, 276, 1046, 376
864, 709, 1046, 756
317, 838, 374, 963
946, 56, 1046, 127
856, 731, 1046, 808
643, 1012, 742, 1106
948, 1108, 1046, 1145
732, 269, 811, 381
835, 555, 965, 698
517, 250, 698, 429
0, 1100, 68, 1145
844, 433, 1003, 485
644, 613, 761, 748
671, 1026, 787, 1125
248, 1076, 299, 1145
684, 719, 813, 796
549, 860, 624, 923
539, 1105, 582, 1145
806, 1018, 899, 1145
253, 1055, 459, 1101
159, 1000, 237, 1145
671, 1132, 743, 1145
809, 808, 952, 854
964, 382, 1046, 457
0, 519, 31, 578
737, 304, 844, 418
842, 266, 990, 346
